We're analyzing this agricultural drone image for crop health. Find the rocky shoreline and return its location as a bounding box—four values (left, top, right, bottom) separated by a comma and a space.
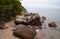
0, 13, 58, 39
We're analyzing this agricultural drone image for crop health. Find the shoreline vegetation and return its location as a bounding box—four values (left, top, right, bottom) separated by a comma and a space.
0, 0, 26, 29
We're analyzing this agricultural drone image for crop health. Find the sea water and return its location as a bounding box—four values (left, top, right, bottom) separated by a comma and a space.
26, 8, 60, 39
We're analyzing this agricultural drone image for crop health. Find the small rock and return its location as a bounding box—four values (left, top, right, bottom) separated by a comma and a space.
41, 20, 45, 23
48, 22, 57, 27
41, 16, 46, 20
44, 27, 47, 29
38, 26, 42, 29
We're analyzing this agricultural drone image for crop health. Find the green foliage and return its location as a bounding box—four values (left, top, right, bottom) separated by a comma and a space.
20, 6, 27, 15
0, 0, 26, 22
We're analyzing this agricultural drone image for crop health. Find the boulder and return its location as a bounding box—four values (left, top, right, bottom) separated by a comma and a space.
30, 18, 42, 26
14, 20, 29, 25
0, 22, 9, 29
15, 13, 42, 26
13, 24, 37, 39
48, 22, 57, 27
29, 13, 42, 26
15, 15, 28, 25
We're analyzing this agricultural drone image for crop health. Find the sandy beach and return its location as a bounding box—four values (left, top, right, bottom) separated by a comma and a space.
0, 21, 60, 39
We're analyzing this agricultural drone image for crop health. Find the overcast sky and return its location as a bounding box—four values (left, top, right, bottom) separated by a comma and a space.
20, 0, 60, 9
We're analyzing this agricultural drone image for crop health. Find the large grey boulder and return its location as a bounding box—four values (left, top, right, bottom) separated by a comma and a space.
13, 24, 37, 39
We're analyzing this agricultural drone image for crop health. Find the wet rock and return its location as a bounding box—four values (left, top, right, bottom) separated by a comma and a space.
30, 18, 42, 26
13, 24, 37, 39
48, 22, 57, 27
15, 13, 42, 26
29, 13, 42, 26
38, 26, 42, 29
41, 16, 46, 20
24, 13, 29, 17
41, 20, 45, 23
44, 27, 47, 29
40, 16, 46, 23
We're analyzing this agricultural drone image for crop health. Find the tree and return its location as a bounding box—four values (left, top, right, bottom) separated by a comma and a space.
0, 0, 26, 22
0, 0, 26, 29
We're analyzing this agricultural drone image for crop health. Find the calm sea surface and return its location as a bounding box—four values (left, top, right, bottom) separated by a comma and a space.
26, 8, 60, 26
26, 8, 60, 39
